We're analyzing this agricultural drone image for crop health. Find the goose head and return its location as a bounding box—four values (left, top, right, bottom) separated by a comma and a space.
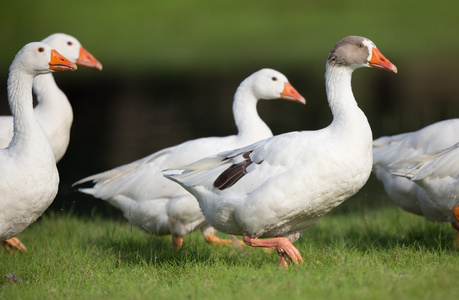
249, 68, 306, 104
11, 42, 77, 75
328, 36, 397, 73
42, 33, 103, 70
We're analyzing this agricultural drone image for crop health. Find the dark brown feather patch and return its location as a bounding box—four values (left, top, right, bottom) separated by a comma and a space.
214, 151, 255, 190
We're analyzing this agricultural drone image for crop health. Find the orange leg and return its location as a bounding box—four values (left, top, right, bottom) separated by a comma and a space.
451, 223, 459, 248
452, 205, 459, 247
204, 233, 244, 249
172, 235, 184, 251
2, 237, 27, 253
453, 205, 459, 222
243, 235, 303, 268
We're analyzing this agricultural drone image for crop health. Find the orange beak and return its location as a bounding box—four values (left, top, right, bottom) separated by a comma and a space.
76, 46, 103, 70
49, 50, 78, 72
280, 82, 306, 104
369, 47, 398, 73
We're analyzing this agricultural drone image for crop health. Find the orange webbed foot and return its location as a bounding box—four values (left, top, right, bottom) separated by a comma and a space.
2, 237, 27, 253
243, 235, 303, 268
172, 235, 184, 251
204, 233, 245, 249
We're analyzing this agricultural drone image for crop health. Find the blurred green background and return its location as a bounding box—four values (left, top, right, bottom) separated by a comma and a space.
0, 0, 458, 216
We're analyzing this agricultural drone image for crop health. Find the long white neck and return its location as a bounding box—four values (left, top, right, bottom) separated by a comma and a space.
33, 74, 68, 109
6, 68, 49, 151
232, 80, 272, 141
32, 73, 73, 130
324, 63, 371, 141
8, 69, 37, 137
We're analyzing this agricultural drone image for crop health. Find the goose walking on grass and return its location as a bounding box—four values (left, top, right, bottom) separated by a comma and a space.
390, 141, 459, 244
373, 119, 459, 244
164, 36, 397, 267
0, 42, 76, 249
1, 33, 102, 253
74, 68, 305, 251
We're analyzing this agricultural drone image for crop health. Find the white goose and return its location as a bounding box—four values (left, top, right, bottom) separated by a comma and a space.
390, 141, 459, 243
0, 42, 77, 245
74, 68, 306, 251
164, 36, 397, 267
1, 34, 102, 252
0, 33, 102, 161
373, 119, 459, 238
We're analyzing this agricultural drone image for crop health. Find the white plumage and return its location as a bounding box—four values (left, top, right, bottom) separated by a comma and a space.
1, 34, 101, 252
0, 33, 102, 162
390, 141, 459, 241
74, 68, 305, 250
165, 36, 398, 267
373, 119, 459, 231
0, 42, 77, 243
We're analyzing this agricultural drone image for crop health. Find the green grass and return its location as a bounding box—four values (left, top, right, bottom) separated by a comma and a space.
1, 193, 458, 299
1, 2, 458, 298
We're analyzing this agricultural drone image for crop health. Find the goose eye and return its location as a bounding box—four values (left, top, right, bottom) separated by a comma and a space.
38, 47, 44, 53
358, 43, 365, 48
67, 41, 73, 46
272, 77, 278, 81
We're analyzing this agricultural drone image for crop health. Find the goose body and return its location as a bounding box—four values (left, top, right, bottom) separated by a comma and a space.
390, 142, 459, 240
373, 119, 459, 222
1, 34, 101, 252
74, 68, 305, 250
0, 33, 102, 162
165, 36, 397, 266
0, 42, 76, 241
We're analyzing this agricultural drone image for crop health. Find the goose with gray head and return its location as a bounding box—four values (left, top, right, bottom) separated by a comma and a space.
0, 42, 76, 248
74, 68, 305, 251
164, 36, 397, 267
